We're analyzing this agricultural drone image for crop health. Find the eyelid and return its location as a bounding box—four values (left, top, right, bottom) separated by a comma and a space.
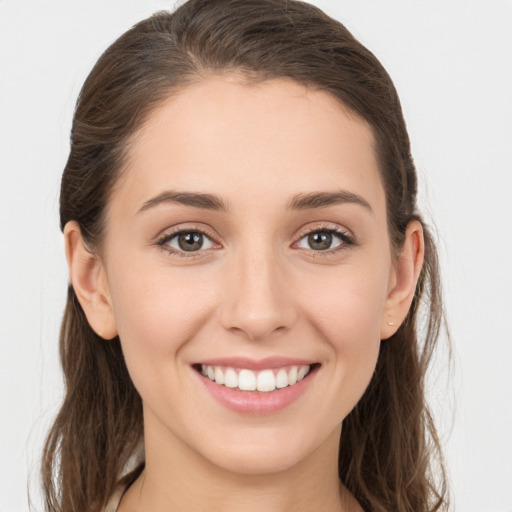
154, 221, 356, 258
155, 224, 221, 257
292, 222, 356, 252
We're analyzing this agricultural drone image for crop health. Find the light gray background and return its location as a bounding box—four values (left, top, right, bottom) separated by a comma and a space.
1, 1, 511, 511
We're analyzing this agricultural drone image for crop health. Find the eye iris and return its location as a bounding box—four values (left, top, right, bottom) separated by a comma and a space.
178, 232, 203, 251
308, 232, 332, 250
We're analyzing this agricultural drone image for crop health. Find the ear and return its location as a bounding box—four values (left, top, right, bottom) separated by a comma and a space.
64, 221, 118, 340
380, 220, 425, 340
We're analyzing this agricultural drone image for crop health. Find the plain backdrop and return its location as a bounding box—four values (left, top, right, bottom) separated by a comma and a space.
1, 1, 511, 511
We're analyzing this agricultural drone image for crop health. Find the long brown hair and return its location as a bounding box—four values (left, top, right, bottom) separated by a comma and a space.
42, 1, 449, 510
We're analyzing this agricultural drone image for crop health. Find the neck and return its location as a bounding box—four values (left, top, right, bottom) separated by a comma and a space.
119, 414, 360, 512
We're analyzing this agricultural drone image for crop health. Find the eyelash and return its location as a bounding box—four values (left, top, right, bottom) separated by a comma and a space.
156, 224, 355, 259
156, 226, 218, 259
294, 224, 356, 257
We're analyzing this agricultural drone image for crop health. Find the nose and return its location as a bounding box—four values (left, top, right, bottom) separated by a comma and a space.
219, 245, 297, 342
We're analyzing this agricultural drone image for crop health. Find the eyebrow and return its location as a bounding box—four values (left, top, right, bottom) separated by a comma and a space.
137, 191, 229, 214
137, 189, 372, 214
288, 190, 373, 213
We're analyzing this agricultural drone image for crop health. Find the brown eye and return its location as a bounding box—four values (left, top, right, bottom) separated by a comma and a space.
297, 229, 349, 252
307, 232, 333, 251
162, 230, 215, 253
178, 232, 204, 251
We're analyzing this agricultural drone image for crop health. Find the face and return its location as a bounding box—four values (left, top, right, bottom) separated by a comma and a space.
99, 76, 396, 475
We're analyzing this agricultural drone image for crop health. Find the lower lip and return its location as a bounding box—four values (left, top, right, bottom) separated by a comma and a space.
195, 366, 319, 415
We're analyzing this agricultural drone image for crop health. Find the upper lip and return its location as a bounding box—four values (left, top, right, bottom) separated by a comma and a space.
194, 357, 317, 370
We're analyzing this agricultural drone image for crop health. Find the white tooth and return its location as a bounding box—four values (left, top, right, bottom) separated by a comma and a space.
224, 368, 238, 388
207, 366, 215, 381
238, 369, 256, 391
201, 364, 207, 376
214, 366, 224, 385
288, 366, 298, 385
297, 365, 310, 381
275, 368, 288, 388
256, 370, 276, 392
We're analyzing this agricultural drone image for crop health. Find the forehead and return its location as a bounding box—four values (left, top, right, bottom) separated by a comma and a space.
115, 76, 385, 217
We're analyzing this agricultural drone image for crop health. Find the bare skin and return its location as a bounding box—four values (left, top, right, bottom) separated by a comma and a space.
65, 76, 424, 512
122, 423, 359, 512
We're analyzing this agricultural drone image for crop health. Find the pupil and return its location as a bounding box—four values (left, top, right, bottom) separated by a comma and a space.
308, 232, 332, 250
178, 232, 203, 251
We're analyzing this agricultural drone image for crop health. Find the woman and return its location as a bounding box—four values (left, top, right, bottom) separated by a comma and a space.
42, 0, 448, 511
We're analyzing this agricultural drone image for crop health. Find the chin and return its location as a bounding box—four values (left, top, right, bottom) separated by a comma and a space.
192, 422, 341, 477
206, 442, 310, 476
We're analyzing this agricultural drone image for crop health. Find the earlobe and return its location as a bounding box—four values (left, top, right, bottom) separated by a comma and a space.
380, 220, 425, 340
64, 221, 118, 340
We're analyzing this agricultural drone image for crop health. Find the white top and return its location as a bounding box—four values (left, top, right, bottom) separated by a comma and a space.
104, 486, 126, 512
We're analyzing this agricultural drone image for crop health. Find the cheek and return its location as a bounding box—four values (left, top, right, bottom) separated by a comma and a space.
306, 255, 390, 422
107, 264, 222, 414
297, 258, 390, 406
107, 261, 216, 361
301, 261, 390, 347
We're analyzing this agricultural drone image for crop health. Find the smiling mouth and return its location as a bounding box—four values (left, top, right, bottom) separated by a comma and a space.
193, 363, 320, 393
